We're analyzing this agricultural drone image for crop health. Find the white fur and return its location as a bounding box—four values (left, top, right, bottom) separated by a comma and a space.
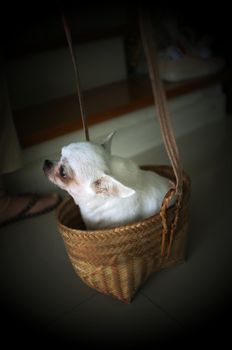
44, 133, 172, 229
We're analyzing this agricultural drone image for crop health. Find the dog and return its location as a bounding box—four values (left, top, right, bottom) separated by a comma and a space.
43, 132, 172, 229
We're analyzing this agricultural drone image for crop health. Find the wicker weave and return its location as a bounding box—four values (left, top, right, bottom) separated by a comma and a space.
56, 165, 190, 303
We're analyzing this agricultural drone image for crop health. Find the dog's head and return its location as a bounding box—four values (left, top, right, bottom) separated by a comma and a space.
43, 133, 135, 202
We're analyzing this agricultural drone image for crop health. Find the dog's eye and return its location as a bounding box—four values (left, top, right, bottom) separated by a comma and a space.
59, 165, 67, 178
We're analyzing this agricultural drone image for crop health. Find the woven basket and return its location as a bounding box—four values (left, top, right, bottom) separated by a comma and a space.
56, 165, 190, 303
56, 12, 191, 303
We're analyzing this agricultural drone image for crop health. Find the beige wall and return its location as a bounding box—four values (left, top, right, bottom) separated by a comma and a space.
6, 37, 127, 110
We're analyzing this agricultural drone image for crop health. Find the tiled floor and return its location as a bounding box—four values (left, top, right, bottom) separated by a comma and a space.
1, 117, 232, 346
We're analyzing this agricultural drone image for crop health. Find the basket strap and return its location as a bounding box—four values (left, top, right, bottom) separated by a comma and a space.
139, 12, 183, 196
139, 11, 183, 256
62, 13, 90, 141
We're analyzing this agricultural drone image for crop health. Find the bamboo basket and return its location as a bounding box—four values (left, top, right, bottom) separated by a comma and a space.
56, 12, 191, 303
56, 165, 190, 303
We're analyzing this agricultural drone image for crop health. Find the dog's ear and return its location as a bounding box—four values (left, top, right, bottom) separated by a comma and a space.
101, 131, 116, 153
93, 175, 135, 198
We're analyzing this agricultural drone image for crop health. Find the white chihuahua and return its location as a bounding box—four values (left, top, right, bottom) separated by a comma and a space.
43, 133, 172, 229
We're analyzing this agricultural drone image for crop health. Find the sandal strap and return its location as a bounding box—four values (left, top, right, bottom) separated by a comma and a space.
0, 194, 61, 228
18, 194, 41, 220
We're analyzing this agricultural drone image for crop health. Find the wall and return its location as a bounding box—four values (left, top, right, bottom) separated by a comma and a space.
6, 36, 127, 110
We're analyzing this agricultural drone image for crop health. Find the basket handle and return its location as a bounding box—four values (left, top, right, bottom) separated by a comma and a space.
139, 11, 183, 197
62, 13, 90, 141
139, 12, 183, 256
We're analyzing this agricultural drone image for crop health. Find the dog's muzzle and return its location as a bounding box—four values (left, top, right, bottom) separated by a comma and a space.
43, 159, 54, 174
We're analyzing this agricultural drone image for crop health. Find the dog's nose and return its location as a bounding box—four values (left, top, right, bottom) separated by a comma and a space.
43, 159, 53, 172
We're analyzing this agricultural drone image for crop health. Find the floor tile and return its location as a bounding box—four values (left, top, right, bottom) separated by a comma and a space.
48, 292, 183, 346
0, 211, 96, 328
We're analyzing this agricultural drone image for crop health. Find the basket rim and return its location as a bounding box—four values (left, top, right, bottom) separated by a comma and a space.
56, 165, 190, 237
57, 196, 163, 235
